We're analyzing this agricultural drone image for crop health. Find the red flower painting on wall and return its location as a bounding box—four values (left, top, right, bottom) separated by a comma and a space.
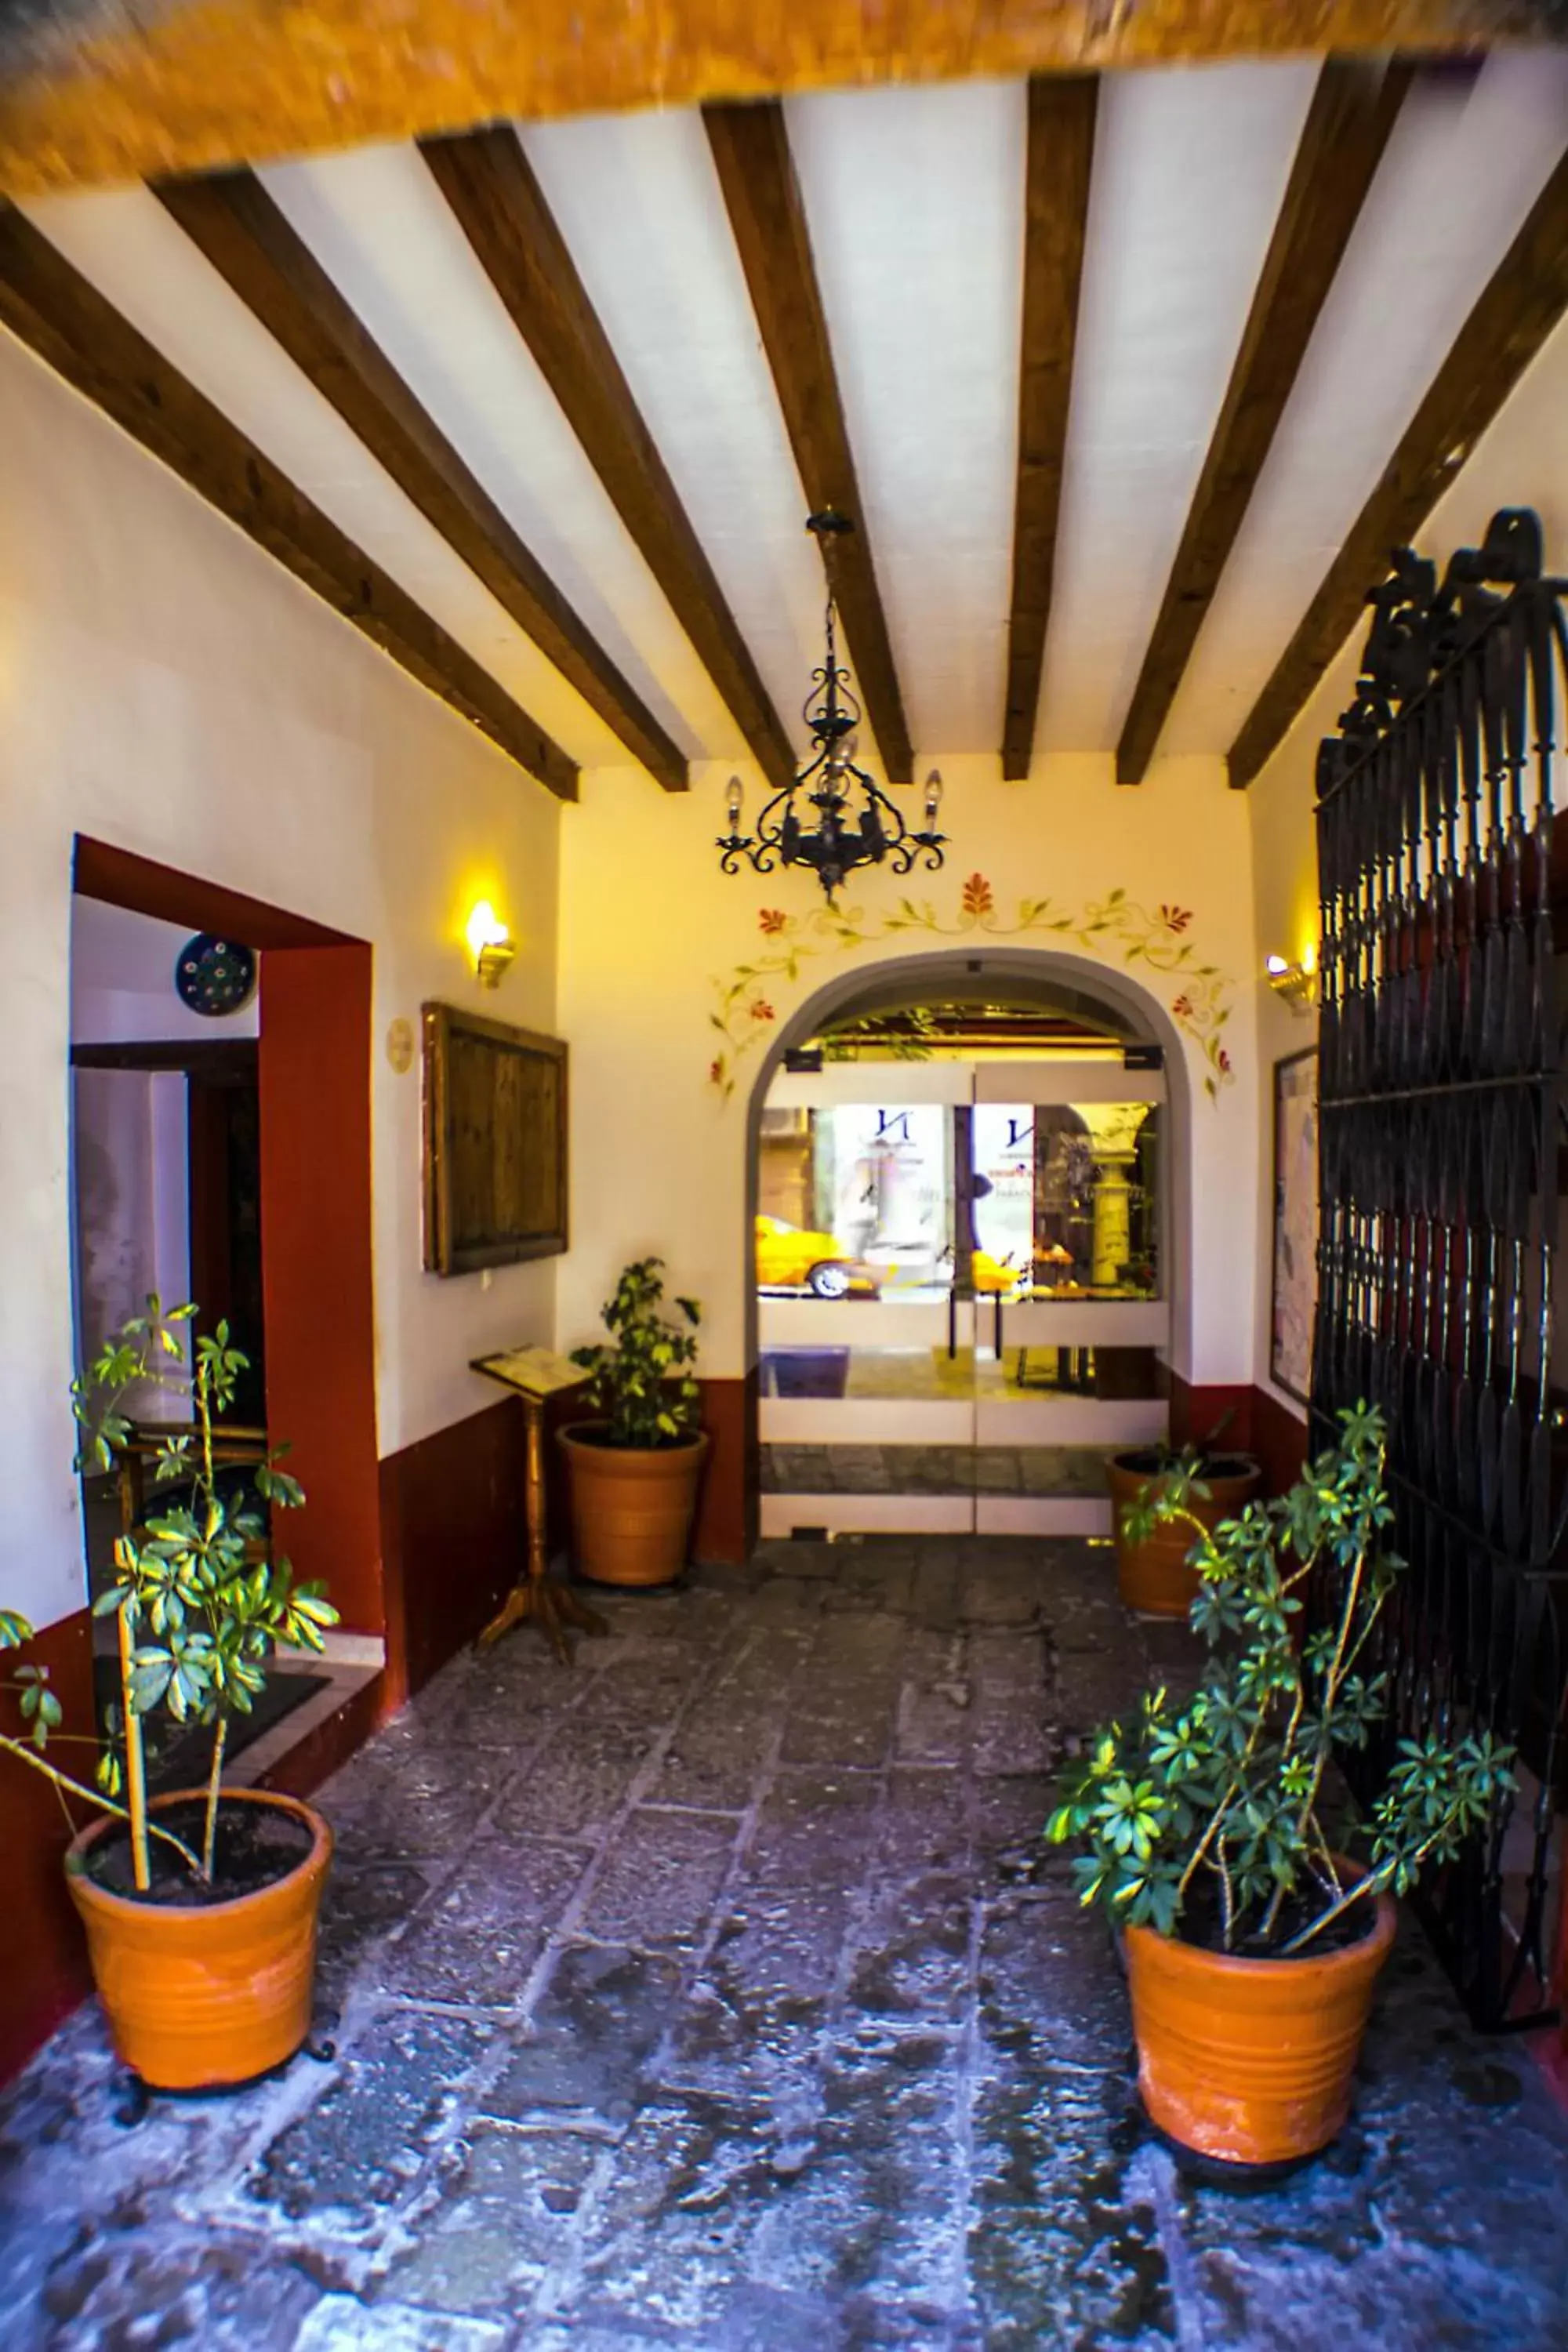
706, 879, 1237, 1104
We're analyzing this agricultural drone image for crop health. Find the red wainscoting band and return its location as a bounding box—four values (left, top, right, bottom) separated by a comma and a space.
1165, 1376, 1309, 1497
1250, 1385, 1313, 1496
379, 1393, 532, 1707
692, 1370, 759, 1568
0, 1611, 99, 2085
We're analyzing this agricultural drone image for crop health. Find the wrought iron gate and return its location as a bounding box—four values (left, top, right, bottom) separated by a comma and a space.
1312, 506, 1567, 2031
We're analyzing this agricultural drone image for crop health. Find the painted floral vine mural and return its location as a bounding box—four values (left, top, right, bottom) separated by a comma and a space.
706, 876, 1236, 1103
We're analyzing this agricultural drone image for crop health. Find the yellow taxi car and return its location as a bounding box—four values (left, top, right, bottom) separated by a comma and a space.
754, 1215, 882, 1298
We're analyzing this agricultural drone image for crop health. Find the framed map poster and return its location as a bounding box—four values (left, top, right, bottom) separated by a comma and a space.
1271, 1047, 1319, 1403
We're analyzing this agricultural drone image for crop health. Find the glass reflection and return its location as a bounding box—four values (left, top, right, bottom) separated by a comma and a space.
756, 1101, 1160, 1301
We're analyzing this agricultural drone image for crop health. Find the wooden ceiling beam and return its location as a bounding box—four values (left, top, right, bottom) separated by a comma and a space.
419, 125, 797, 793
1002, 73, 1098, 782
0, 2, 1516, 198
1229, 143, 1568, 791
0, 200, 579, 798
703, 98, 914, 785
1116, 56, 1413, 786
155, 165, 688, 792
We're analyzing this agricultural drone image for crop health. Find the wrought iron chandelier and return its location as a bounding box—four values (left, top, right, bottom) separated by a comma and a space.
717, 510, 947, 902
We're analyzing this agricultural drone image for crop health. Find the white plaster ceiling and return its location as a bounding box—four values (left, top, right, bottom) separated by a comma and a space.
785, 77, 1027, 760
1160, 48, 1568, 758
15, 56, 1568, 789
1036, 58, 1319, 757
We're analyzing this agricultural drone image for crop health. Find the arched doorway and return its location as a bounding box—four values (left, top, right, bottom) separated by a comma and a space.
743, 949, 1192, 1537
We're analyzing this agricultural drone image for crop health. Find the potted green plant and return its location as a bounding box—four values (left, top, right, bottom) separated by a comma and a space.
1050, 1403, 1513, 2169
1106, 1412, 1261, 1615
560, 1258, 707, 1588
1, 1297, 339, 2092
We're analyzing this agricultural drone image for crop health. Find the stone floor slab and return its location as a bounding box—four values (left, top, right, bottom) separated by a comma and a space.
244, 2008, 493, 2235
294, 2295, 508, 2347
379, 1839, 591, 2005
35, 2231, 326, 2351
481, 1942, 684, 2122
376, 2122, 604, 2317
578, 1806, 740, 1953
2, 1538, 1565, 2351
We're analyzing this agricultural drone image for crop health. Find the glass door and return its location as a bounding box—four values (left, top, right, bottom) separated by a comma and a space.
757, 1065, 977, 1535
755, 1058, 1171, 1537
968, 1065, 1169, 1534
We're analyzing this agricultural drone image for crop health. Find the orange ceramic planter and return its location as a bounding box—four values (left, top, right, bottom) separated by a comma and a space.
560, 1424, 710, 1587
1124, 1879, 1397, 2165
1107, 1453, 1261, 1617
65, 1789, 332, 2091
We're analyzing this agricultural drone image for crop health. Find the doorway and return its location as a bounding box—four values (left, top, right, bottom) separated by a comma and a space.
748, 960, 1183, 1537
71, 898, 267, 1417
69, 839, 382, 1642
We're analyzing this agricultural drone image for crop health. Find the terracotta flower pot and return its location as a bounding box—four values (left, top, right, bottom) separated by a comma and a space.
559, 1423, 710, 1588
65, 1788, 332, 2091
1124, 1877, 1397, 2165
1107, 1450, 1261, 1617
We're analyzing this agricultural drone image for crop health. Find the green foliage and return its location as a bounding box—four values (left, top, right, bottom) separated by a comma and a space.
570, 1258, 702, 1451
1116, 1413, 1241, 1548
1117, 1444, 1215, 1548
1047, 1405, 1515, 1955
1, 1295, 338, 1885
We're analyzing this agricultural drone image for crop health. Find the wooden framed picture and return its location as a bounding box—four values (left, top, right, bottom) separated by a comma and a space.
1271, 1046, 1319, 1403
422, 1003, 568, 1276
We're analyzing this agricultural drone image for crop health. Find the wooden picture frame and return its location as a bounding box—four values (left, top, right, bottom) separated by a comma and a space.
422, 1002, 568, 1276
1270, 1045, 1319, 1403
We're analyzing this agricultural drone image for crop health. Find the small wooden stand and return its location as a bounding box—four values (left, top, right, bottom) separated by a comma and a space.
469, 1346, 608, 1663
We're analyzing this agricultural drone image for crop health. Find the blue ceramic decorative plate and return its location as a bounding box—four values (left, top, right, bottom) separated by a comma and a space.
174, 933, 257, 1018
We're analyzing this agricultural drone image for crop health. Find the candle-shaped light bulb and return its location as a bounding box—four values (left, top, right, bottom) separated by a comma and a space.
924, 769, 944, 827
725, 775, 744, 829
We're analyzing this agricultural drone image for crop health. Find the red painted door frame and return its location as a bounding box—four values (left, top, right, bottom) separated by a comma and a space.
72, 838, 382, 1629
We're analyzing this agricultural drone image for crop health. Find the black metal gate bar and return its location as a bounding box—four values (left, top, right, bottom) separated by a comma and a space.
1312, 507, 1568, 2031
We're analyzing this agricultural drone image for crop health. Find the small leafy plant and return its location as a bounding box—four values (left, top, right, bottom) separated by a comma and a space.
0, 1298, 337, 1893
571, 1258, 702, 1450
1050, 1403, 1514, 1955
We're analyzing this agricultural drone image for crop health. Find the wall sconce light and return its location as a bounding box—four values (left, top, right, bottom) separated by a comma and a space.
1265, 953, 1317, 1015
465, 900, 516, 989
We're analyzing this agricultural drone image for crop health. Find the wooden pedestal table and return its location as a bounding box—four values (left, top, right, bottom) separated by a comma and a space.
469, 1346, 608, 1663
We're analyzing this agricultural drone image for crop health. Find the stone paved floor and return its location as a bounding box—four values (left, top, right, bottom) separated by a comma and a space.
3, 1537, 1567, 2350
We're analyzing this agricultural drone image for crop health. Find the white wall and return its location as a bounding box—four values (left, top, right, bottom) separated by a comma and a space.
71, 898, 261, 1043
557, 751, 1261, 1387
38, 241, 1556, 1621
0, 329, 564, 1632
1247, 307, 1568, 1406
